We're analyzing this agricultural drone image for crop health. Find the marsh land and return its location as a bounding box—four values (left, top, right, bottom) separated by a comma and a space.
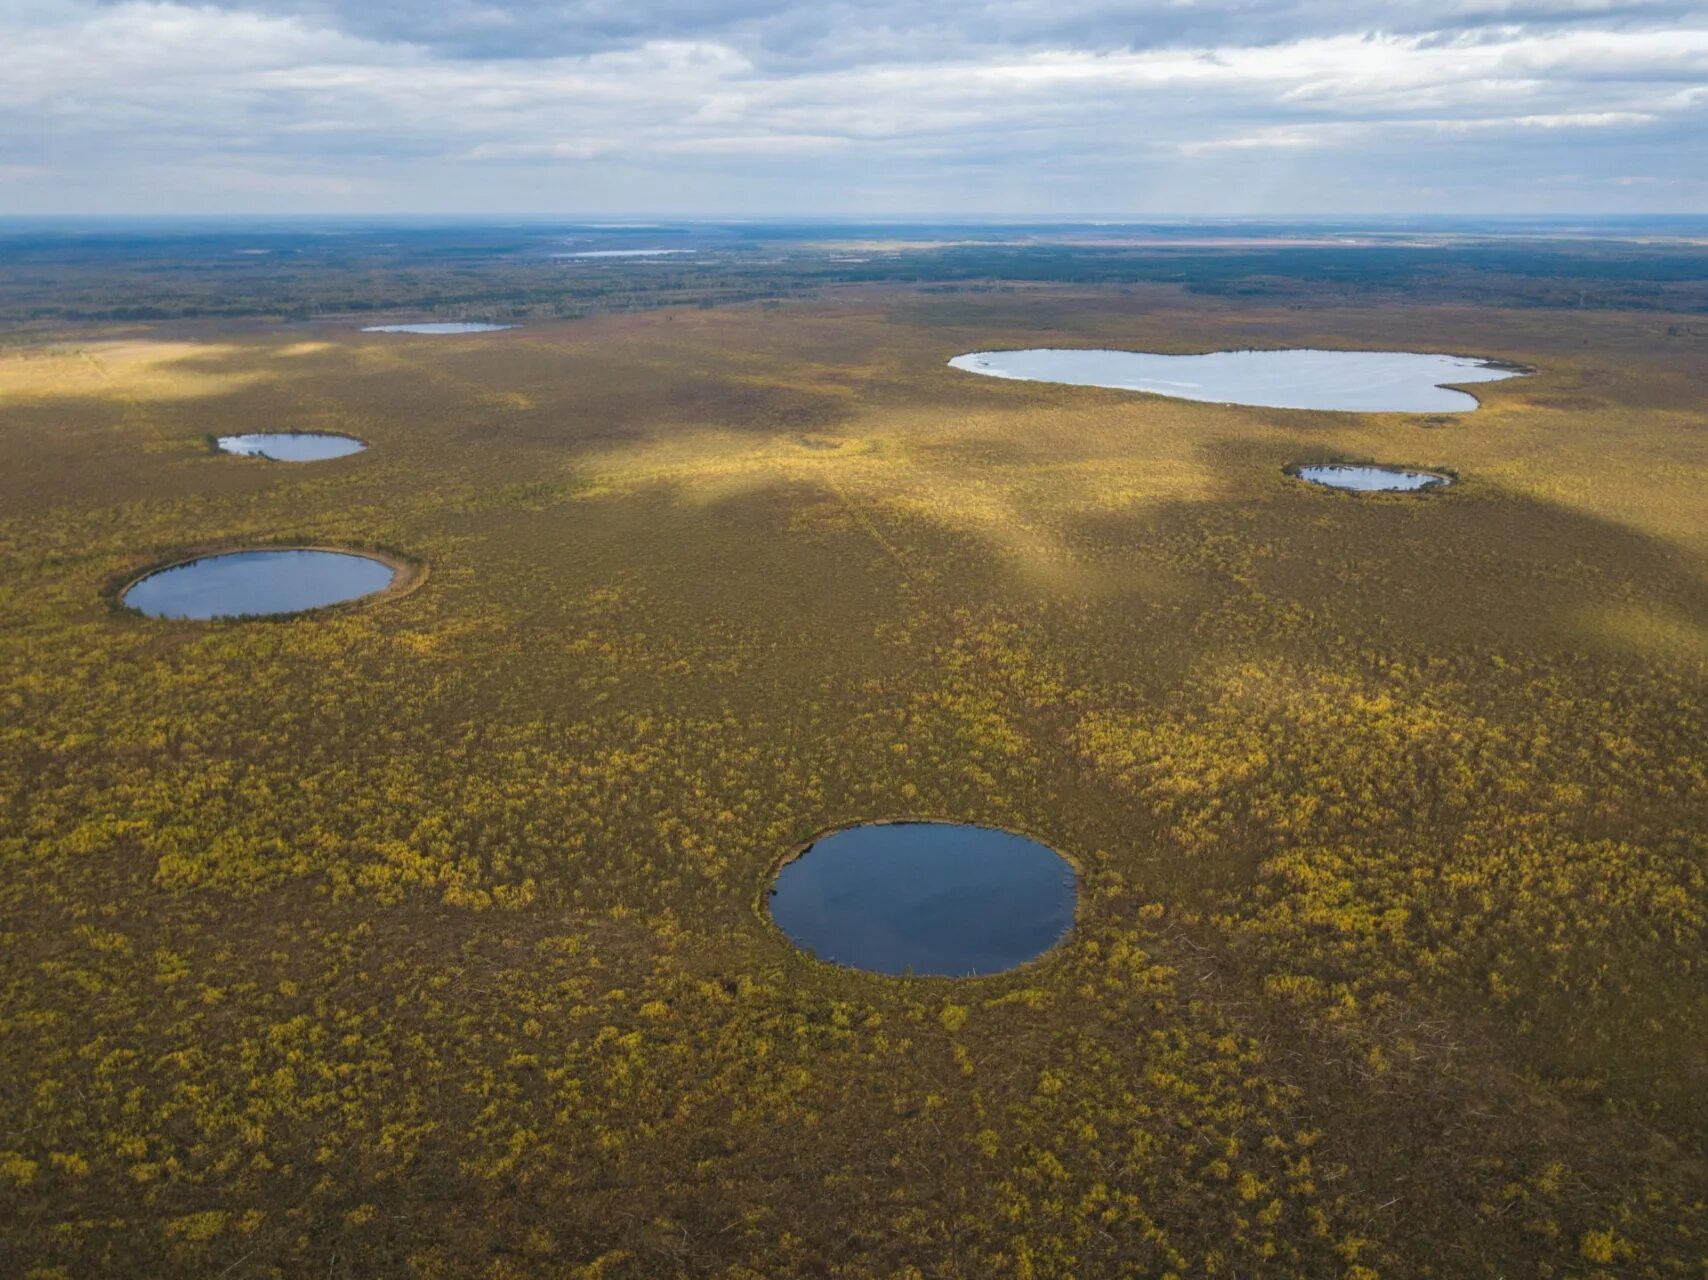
1, 221, 1706, 1278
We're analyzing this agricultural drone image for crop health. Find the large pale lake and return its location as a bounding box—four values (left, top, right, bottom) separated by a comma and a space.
768, 822, 1076, 977
948, 348, 1525, 412
1294, 464, 1450, 492
216, 433, 365, 462
124, 550, 397, 619
361, 323, 515, 334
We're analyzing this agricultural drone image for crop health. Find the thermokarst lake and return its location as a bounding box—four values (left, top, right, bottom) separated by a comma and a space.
216, 433, 366, 462
361, 323, 516, 334
122, 549, 398, 620
948, 347, 1526, 412
768, 822, 1077, 977
1293, 463, 1451, 492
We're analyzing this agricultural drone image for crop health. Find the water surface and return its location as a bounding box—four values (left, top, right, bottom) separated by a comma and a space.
362, 322, 515, 334
769, 822, 1076, 976
217, 433, 365, 462
124, 550, 396, 619
552, 249, 697, 258
1295, 464, 1449, 492
949, 348, 1523, 412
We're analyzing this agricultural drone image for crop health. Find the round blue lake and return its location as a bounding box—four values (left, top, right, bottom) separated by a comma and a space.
949, 348, 1525, 413
361, 322, 515, 334
217, 433, 366, 462
123, 550, 397, 619
769, 822, 1077, 977
1295, 464, 1450, 492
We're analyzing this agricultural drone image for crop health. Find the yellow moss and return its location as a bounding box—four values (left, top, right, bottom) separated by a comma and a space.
165, 1211, 227, 1243
0, 1152, 40, 1187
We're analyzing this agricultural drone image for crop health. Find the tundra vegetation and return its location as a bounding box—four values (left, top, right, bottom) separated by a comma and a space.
1, 258, 1706, 1277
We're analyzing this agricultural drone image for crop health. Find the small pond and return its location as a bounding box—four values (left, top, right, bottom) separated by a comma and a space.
217, 433, 365, 462
768, 822, 1076, 977
123, 549, 397, 619
361, 323, 515, 334
948, 348, 1524, 413
1294, 464, 1450, 492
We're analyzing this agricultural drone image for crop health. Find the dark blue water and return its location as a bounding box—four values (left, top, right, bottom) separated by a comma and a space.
124, 550, 396, 619
769, 822, 1076, 976
1295, 464, 1449, 492
217, 433, 365, 461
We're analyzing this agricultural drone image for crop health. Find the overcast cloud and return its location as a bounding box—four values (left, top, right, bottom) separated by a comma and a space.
0, 0, 1703, 214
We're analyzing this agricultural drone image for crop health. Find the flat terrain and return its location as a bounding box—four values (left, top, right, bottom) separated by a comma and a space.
2, 281, 1706, 1277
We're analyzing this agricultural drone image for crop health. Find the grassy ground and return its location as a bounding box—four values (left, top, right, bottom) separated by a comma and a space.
2, 285, 1705, 1277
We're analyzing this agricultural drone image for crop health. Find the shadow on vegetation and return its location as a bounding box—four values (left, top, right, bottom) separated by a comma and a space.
4, 300, 1707, 1278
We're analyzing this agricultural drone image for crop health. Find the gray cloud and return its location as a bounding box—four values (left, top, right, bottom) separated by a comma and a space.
1, 0, 1703, 213
165, 0, 1708, 63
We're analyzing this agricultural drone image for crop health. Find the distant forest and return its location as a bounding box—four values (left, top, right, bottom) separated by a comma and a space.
1, 220, 1705, 328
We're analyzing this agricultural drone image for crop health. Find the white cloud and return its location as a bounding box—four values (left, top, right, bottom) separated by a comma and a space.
0, 0, 1702, 211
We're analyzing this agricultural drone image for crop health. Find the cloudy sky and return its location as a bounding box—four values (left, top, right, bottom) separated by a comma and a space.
1, 0, 1704, 215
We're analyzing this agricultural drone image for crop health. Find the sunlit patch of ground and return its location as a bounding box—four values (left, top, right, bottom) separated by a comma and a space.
480, 390, 538, 411
1578, 600, 1708, 663
0, 341, 276, 403
576, 401, 1228, 592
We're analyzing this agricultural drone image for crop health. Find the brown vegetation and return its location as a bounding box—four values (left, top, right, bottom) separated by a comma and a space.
1, 287, 1705, 1277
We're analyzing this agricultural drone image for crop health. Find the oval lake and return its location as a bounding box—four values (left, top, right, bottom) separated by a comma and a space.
769, 822, 1077, 977
949, 348, 1524, 412
1295, 464, 1450, 492
217, 433, 366, 462
361, 323, 515, 334
124, 550, 397, 619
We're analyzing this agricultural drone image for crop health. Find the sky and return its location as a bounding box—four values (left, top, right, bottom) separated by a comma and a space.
1, 0, 1704, 216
